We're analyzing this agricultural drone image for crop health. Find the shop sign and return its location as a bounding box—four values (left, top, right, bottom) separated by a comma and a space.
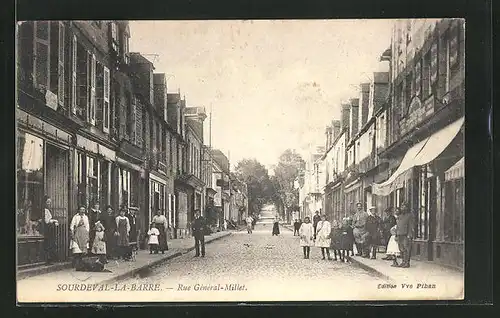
45, 90, 58, 111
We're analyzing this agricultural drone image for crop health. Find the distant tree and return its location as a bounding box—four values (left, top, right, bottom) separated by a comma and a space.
271, 149, 305, 222
234, 159, 274, 215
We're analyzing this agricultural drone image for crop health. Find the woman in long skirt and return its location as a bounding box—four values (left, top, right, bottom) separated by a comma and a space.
152, 210, 169, 253
43, 196, 59, 264
299, 216, 314, 259
103, 205, 118, 260
115, 207, 130, 260
386, 225, 401, 267
315, 214, 332, 260
70, 206, 90, 267
272, 216, 280, 236
339, 217, 354, 263
329, 220, 342, 261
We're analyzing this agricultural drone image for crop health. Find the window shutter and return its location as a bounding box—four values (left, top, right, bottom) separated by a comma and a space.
71, 35, 77, 114
430, 42, 438, 84
449, 25, 459, 67
90, 54, 96, 125
103, 66, 110, 133
415, 60, 422, 97
33, 21, 50, 91
57, 23, 65, 107
131, 96, 137, 142
135, 100, 143, 147
96, 62, 104, 130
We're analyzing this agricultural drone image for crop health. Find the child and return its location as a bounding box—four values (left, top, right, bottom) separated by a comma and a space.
329, 220, 342, 261
147, 223, 160, 254
339, 217, 354, 263
299, 216, 314, 259
386, 224, 400, 267
91, 221, 107, 264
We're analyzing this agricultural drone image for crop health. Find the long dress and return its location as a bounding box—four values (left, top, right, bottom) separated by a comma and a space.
43, 208, 58, 262
103, 213, 118, 259
329, 227, 342, 250
115, 216, 130, 247
152, 214, 169, 252
339, 225, 354, 250
315, 220, 331, 248
299, 223, 314, 246
272, 221, 280, 235
70, 214, 89, 254
385, 225, 400, 256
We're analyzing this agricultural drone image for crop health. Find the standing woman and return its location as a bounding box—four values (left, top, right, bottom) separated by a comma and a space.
43, 196, 59, 264
329, 220, 342, 261
272, 216, 280, 236
103, 205, 117, 260
70, 206, 90, 267
115, 207, 130, 260
299, 216, 314, 259
315, 214, 332, 260
152, 209, 169, 253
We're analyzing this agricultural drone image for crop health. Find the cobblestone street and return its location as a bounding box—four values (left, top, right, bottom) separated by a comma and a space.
113, 226, 388, 302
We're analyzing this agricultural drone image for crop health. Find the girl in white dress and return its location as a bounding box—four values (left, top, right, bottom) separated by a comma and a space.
147, 223, 160, 254
386, 225, 400, 267
299, 216, 314, 259
91, 221, 107, 263
315, 214, 332, 260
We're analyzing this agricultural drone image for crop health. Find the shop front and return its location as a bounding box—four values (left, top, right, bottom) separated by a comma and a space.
343, 177, 362, 215
17, 110, 73, 267
372, 117, 464, 268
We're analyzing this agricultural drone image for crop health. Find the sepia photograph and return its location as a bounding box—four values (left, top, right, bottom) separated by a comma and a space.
15, 19, 465, 303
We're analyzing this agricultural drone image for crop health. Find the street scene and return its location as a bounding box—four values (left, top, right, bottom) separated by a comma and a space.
16, 19, 464, 303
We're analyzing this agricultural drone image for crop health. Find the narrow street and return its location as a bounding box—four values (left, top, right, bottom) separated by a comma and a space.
115, 226, 387, 302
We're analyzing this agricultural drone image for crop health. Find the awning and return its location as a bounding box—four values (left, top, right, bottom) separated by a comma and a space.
372, 117, 464, 196
445, 157, 464, 181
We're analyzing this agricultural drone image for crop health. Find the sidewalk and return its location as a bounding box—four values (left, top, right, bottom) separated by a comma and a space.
350, 253, 464, 298
17, 231, 232, 289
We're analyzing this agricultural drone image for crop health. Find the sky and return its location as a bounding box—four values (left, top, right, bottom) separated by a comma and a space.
129, 20, 392, 171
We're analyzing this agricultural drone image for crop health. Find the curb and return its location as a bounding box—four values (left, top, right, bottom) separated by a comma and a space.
98, 232, 232, 284
18, 262, 73, 280
349, 257, 394, 282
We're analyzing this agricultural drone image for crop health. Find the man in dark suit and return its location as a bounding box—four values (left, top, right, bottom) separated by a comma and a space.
312, 211, 321, 239
395, 203, 415, 268
365, 206, 382, 259
191, 210, 206, 257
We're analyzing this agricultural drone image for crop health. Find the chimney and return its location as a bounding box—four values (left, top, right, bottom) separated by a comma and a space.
372, 72, 390, 113
153, 73, 167, 120
167, 93, 180, 129
341, 103, 351, 135
359, 83, 370, 129
129, 53, 155, 106
349, 98, 359, 140
325, 126, 332, 149
331, 120, 341, 141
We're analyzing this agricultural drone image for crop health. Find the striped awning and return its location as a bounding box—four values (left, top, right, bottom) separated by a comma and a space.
445, 157, 464, 181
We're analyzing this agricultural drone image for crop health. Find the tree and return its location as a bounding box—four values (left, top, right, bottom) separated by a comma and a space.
234, 159, 274, 216
271, 149, 306, 222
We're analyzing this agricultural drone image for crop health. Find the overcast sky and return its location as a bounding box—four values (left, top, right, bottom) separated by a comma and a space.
129, 20, 392, 171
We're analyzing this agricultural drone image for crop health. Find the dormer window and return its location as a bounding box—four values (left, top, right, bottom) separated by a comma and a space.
110, 22, 119, 53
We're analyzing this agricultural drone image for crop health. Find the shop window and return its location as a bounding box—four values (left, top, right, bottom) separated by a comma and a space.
119, 168, 130, 208
130, 171, 139, 208
76, 152, 86, 207
17, 132, 44, 236
99, 161, 110, 208
87, 156, 99, 206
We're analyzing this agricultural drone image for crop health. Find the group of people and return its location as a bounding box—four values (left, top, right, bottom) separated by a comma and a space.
295, 202, 415, 268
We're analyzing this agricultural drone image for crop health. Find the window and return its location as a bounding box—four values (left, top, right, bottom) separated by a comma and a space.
444, 178, 464, 242
71, 35, 77, 115
33, 21, 50, 91
76, 152, 86, 207
119, 168, 130, 207
17, 132, 44, 236
96, 63, 110, 133
49, 22, 65, 107
110, 22, 119, 53
415, 59, 422, 97
422, 51, 431, 98
87, 156, 99, 206
99, 161, 110, 208
124, 92, 132, 137
404, 71, 413, 115
103, 67, 110, 132
430, 42, 438, 86
122, 30, 130, 64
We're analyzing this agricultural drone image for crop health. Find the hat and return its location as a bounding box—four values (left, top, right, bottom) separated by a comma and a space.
356, 202, 363, 206
369, 206, 376, 210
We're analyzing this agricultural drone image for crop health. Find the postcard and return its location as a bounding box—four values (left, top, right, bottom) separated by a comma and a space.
16, 19, 465, 303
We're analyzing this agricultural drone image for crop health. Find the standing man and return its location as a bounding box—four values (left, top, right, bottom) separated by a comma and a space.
245, 215, 254, 234
352, 202, 368, 257
192, 210, 206, 257
395, 203, 415, 268
365, 206, 382, 259
312, 211, 321, 239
